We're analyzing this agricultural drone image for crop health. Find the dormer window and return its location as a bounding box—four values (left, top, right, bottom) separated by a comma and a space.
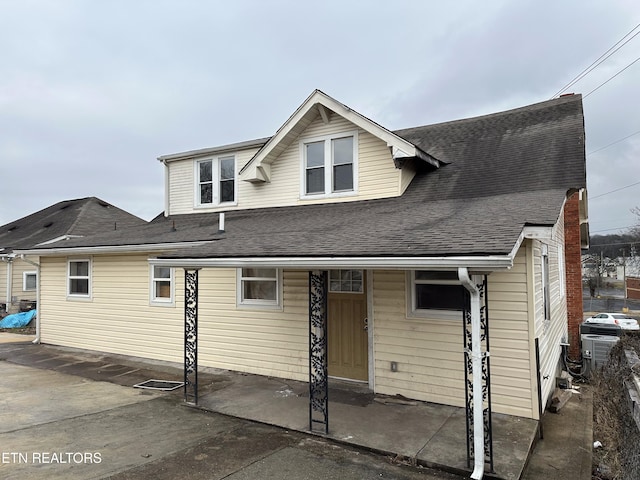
301, 131, 358, 198
196, 155, 236, 207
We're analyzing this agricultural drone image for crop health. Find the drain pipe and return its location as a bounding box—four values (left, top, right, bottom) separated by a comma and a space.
458, 267, 484, 480
20, 255, 41, 344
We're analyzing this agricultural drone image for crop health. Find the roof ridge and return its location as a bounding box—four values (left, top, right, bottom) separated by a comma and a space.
393, 94, 583, 135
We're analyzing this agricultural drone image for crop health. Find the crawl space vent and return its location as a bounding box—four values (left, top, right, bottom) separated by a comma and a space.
134, 379, 184, 391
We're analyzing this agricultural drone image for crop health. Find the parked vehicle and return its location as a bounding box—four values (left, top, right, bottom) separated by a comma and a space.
583, 312, 640, 331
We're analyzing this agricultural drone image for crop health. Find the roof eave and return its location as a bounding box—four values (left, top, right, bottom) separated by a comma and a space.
14, 241, 213, 257
149, 254, 514, 271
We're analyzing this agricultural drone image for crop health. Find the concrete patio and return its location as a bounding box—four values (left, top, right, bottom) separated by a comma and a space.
0, 338, 539, 480
197, 373, 538, 480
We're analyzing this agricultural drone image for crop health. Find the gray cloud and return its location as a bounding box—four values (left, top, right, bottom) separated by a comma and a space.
1, 0, 639, 236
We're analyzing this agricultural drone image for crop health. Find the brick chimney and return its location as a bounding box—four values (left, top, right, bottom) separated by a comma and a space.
564, 191, 584, 358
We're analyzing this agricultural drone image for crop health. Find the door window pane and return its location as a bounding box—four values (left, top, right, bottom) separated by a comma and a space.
329, 270, 363, 293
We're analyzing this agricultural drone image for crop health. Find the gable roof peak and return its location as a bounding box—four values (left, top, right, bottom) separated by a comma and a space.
239, 89, 440, 183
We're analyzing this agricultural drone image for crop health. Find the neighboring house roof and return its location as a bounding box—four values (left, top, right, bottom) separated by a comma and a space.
0, 197, 147, 254
19, 94, 586, 266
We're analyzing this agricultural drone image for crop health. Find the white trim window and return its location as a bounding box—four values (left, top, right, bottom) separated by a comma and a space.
237, 268, 281, 308
409, 271, 469, 319
542, 244, 551, 321
150, 266, 174, 305
196, 155, 236, 207
68, 259, 91, 298
558, 244, 565, 298
23, 271, 37, 291
301, 131, 358, 198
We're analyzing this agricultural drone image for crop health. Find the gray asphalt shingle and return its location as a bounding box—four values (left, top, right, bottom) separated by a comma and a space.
23, 94, 586, 259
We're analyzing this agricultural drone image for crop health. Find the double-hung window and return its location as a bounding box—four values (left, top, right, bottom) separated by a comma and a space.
151, 266, 174, 305
237, 268, 281, 308
301, 132, 357, 198
196, 155, 236, 206
409, 271, 469, 318
68, 259, 91, 298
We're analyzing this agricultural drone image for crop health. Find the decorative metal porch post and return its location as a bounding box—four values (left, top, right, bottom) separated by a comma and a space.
463, 275, 494, 472
308, 270, 329, 434
184, 268, 200, 405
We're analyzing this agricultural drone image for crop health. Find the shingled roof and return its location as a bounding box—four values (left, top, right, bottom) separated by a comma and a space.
0, 197, 147, 254
21, 94, 586, 262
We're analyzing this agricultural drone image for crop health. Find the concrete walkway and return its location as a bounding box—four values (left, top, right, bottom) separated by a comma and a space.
0, 336, 593, 479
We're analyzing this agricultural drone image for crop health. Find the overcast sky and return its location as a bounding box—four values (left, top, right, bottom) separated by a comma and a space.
1, 1, 639, 240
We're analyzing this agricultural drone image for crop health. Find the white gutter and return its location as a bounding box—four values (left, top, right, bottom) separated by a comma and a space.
20, 255, 40, 344
149, 255, 514, 270
458, 267, 485, 480
14, 240, 211, 257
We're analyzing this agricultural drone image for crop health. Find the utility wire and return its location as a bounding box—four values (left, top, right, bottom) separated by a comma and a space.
584, 55, 640, 98
591, 226, 637, 233
590, 180, 640, 199
588, 129, 640, 156
552, 22, 640, 98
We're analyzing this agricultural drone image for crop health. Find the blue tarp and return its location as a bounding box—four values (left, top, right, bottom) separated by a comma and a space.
0, 309, 37, 328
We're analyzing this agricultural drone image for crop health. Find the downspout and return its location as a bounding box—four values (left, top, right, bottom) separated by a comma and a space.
20, 255, 40, 344
162, 159, 170, 217
458, 267, 484, 480
5, 256, 13, 312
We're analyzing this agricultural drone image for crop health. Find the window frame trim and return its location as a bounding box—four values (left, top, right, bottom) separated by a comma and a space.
67, 258, 92, 300
406, 270, 466, 321
23, 271, 37, 291
299, 130, 359, 200
150, 265, 175, 307
236, 267, 283, 310
194, 155, 238, 208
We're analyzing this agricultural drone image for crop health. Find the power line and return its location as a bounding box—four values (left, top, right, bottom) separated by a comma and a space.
552, 22, 640, 98
584, 54, 640, 98
588, 129, 640, 156
591, 226, 636, 233
590, 180, 640, 199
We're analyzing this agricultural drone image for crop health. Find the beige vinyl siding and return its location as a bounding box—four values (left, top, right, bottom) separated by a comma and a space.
167, 113, 402, 214
40, 257, 310, 381
40, 255, 185, 362
197, 269, 309, 380
0, 261, 7, 307
1, 257, 39, 313
400, 162, 417, 194
167, 160, 194, 216
240, 114, 402, 209
168, 147, 262, 216
372, 247, 535, 418
529, 213, 568, 411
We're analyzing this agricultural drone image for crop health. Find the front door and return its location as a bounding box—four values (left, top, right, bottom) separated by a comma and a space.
327, 270, 368, 381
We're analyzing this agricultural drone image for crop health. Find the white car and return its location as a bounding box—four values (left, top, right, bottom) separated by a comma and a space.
584, 312, 640, 331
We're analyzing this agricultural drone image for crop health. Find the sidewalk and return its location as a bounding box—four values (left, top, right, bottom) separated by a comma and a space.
522, 386, 592, 480
0, 335, 593, 479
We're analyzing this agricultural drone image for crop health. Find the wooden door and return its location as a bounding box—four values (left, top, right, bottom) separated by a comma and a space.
327, 270, 368, 381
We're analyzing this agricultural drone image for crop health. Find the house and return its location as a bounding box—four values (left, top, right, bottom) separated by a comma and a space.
0, 197, 146, 314
17, 90, 588, 477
